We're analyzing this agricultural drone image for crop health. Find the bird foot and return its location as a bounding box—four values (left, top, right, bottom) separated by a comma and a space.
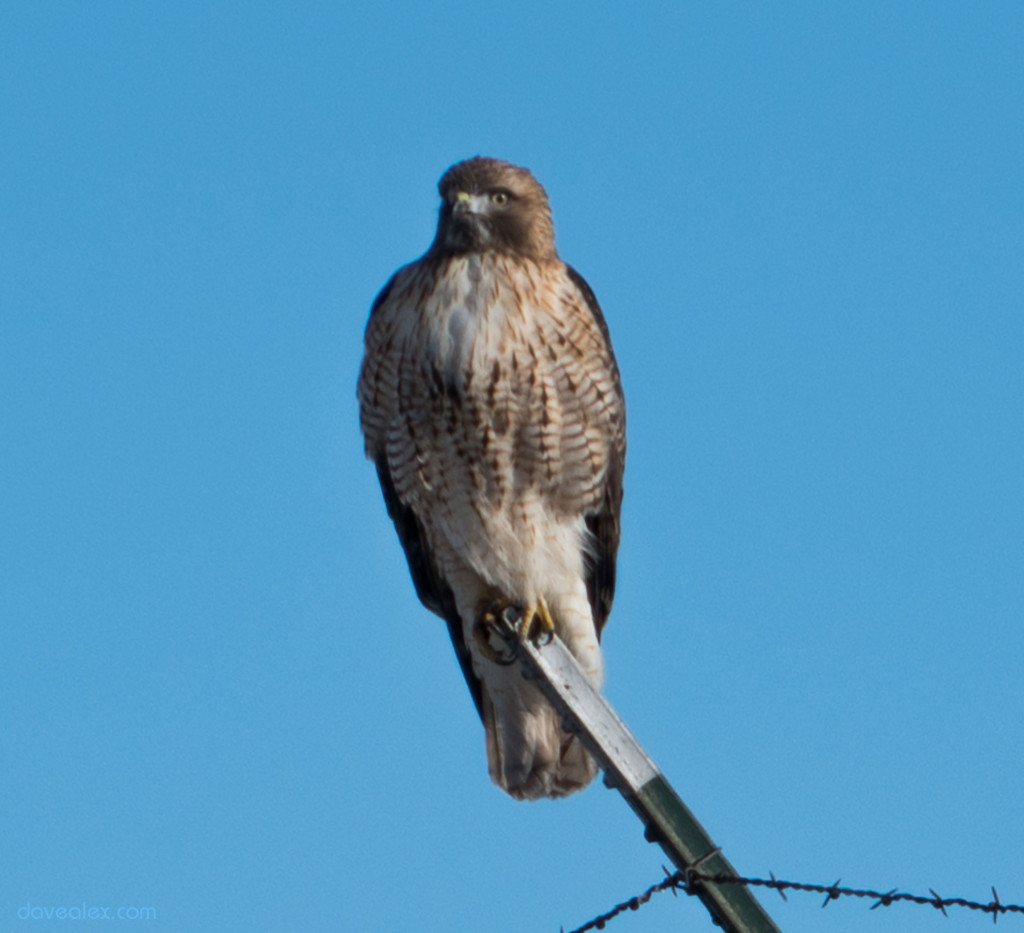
517, 595, 556, 644
473, 596, 555, 664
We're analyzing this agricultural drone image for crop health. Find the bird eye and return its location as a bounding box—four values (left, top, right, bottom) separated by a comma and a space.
490, 191, 510, 208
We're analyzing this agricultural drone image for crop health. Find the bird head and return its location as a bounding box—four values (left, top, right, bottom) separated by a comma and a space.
432, 157, 558, 262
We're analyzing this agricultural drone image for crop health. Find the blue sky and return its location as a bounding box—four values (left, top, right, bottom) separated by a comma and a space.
2, 3, 1022, 932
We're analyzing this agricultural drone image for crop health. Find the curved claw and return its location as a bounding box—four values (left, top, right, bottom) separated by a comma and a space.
474, 605, 519, 665
519, 595, 556, 643
475, 596, 556, 664
491, 646, 518, 666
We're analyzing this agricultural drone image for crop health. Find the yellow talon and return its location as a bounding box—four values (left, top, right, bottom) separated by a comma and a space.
473, 606, 503, 661
475, 596, 556, 660
519, 595, 555, 642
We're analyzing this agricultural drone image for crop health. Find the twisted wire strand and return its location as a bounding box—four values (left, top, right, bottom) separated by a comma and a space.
564, 868, 1023, 933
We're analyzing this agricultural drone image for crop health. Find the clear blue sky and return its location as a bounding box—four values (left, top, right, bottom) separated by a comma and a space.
2, 4, 1022, 932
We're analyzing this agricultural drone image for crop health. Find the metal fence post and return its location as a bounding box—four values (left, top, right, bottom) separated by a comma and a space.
495, 614, 782, 933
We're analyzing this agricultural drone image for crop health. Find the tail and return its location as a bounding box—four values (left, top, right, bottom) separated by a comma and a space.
481, 672, 597, 800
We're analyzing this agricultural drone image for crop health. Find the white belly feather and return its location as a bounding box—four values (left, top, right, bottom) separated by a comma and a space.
413, 256, 589, 613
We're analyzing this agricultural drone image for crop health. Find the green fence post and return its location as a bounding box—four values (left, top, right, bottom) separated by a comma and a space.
496, 615, 782, 933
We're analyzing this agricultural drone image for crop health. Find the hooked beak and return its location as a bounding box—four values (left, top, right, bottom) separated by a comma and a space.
452, 191, 473, 214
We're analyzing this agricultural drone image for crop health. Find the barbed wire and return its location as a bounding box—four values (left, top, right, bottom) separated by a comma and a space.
563, 868, 1024, 933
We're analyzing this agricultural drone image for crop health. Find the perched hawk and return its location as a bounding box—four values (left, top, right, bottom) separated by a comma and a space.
358, 157, 626, 800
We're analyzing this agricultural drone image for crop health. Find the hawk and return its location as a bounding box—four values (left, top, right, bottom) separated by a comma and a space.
358, 157, 626, 800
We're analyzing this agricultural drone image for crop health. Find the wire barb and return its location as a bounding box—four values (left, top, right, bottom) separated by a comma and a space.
870, 888, 898, 910
821, 878, 843, 909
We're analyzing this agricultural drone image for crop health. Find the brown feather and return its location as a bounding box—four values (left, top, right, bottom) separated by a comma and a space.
357, 157, 626, 798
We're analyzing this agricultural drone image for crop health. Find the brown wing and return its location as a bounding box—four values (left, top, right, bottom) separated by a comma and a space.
362, 273, 484, 719
566, 265, 626, 638
372, 456, 483, 718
